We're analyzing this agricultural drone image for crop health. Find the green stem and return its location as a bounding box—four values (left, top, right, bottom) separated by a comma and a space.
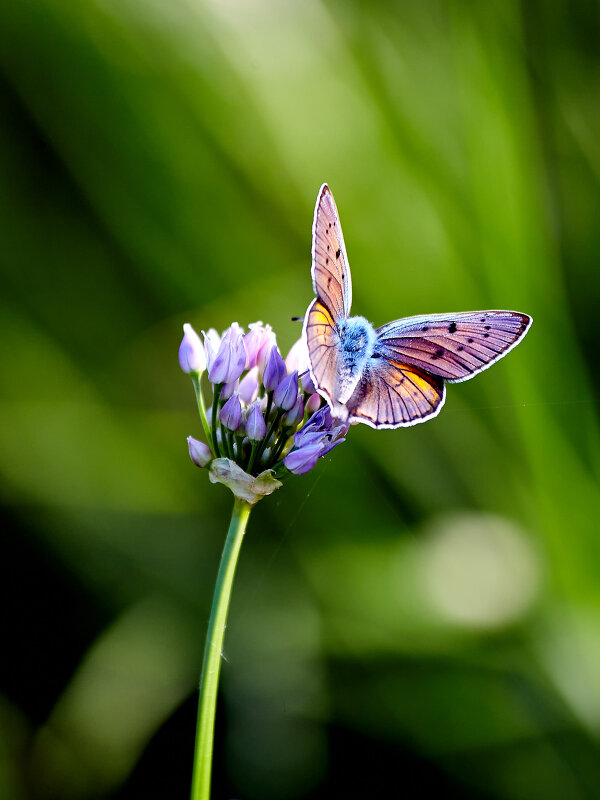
211, 384, 223, 457
191, 374, 213, 455
190, 498, 252, 800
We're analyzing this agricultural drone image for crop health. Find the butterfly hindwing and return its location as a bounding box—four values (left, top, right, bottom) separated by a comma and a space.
345, 357, 445, 428
311, 183, 352, 324
376, 311, 531, 383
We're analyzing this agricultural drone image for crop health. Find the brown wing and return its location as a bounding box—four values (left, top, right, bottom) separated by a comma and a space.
303, 298, 341, 406
377, 311, 532, 383
311, 183, 352, 324
345, 358, 446, 428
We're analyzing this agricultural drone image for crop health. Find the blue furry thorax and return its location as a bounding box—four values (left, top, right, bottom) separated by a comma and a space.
339, 315, 377, 359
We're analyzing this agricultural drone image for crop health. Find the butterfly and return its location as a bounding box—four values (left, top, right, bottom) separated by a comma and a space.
303, 184, 532, 428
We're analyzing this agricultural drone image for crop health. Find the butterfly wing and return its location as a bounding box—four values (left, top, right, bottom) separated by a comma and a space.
344, 358, 446, 428
376, 311, 532, 383
303, 298, 341, 406
311, 183, 352, 324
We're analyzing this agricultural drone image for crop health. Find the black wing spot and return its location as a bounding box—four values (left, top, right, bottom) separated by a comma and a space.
327, 244, 330, 251
457, 346, 464, 351
422, 326, 429, 332
325, 257, 329, 264
431, 348, 444, 360
484, 325, 491, 330
484, 333, 489, 338
335, 248, 341, 259
448, 322, 457, 333
480, 317, 486, 322
467, 338, 474, 343
327, 277, 332, 287
371, 352, 382, 359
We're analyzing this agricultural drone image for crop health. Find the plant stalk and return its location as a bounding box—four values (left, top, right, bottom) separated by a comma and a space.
190, 497, 252, 800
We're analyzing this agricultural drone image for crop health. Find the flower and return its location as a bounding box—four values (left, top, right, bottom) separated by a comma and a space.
220, 379, 239, 401
300, 370, 316, 394
246, 403, 267, 442
284, 406, 347, 475
306, 392, 322, 414
202, 328, 221, 371
182, 319, 346, 497
285, 337, 310, 374
187, 436, 212, 467
274, 370, 299, 411
244, 322, 277, 371
179, 324, 206, 374
208, 323, 247, 385
220, 393, 242, 432
283, 395, 304, 428
283, 443, 322, 475
239, 366, 259, 405
263, 346, 287, 392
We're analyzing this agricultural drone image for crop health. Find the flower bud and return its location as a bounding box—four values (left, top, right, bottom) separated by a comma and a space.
306, 393, 322, 414
284, 443, 322, 475
244, 322, 276, 371
220, 378, 239, 401
263, 346, 287, 392
187, 436, 212, 467
239, 366, 259, 405
179, 324, 206, 374
301, 370, 316, 394
220, 393, 242, 432
209, 323, 247, 385
285, 337, 310, 374
245, 404, 267, 442
283, 394, 304, 428
202, 328, 221, 371
274, 371, 299, 411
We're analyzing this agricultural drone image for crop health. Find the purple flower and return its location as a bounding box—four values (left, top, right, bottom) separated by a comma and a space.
285, 337, 310, 374
245, 404, 266, 442
301, 370, 316, 394
283, 406, 347, 475
179, 324, 206, 374
306, 392, 322, 414
239, 366, 259, 405
202, 328, 221, 371
284, 443, 323, 475
263, 346, 287, 392
283, 394, 304, 428
220, 393, 242, 432
220, 378, 239, 401
187, 436, 212, 467
244, 322, 276, 371
274, 370, 299, 411
208, 323, 247, 385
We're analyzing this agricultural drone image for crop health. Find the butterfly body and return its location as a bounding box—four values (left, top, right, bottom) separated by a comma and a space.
304, 184, 532, 429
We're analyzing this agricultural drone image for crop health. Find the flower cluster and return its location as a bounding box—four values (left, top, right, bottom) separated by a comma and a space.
179, 321, 347, 501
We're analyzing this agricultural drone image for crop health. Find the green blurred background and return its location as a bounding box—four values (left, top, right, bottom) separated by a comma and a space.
1, 0, 599, 797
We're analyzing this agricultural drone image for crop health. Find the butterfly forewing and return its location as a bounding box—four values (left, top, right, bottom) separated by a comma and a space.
304, 298, 341, 405
376, 311, 531, 383
345, 359, 445, 428
311, 184, 352, 324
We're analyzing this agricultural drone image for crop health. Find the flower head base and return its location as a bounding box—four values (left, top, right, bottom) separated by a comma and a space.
181, 319, 342, 502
